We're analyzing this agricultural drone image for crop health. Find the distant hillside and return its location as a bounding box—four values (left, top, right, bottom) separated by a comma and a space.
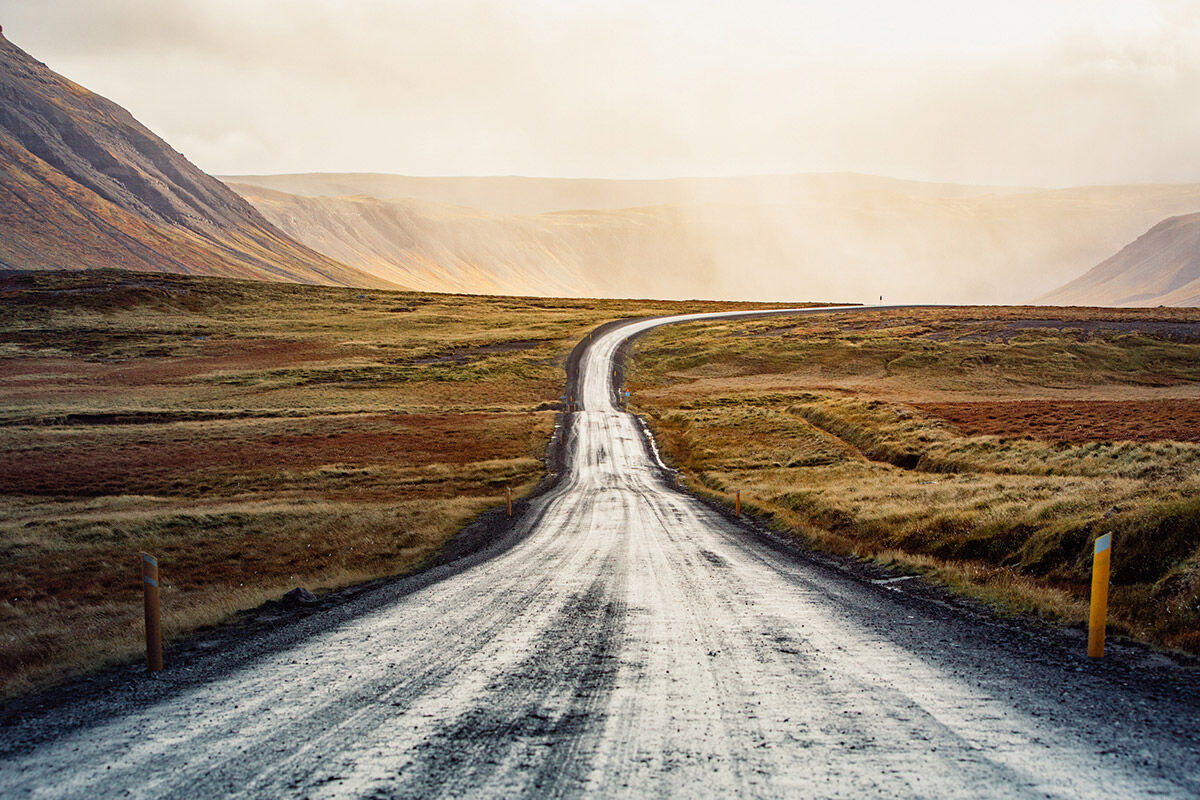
228, 174, 1200, 303
1039, 213, 1200, 307
0, 31, 394, 289
227, 184, 717, 298
220, 171, 1034, 216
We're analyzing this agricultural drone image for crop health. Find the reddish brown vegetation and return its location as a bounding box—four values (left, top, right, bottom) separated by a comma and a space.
1, 270, 775, 696
0, 339, 346, 387
0, 413, 537, 496
915, 399, 1200, 443
631, 306, 1200, 654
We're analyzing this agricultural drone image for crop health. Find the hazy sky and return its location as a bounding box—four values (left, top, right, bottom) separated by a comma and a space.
2, 0, 1199, 186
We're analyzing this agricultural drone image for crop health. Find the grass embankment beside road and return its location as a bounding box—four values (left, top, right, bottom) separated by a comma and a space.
0, 269, 786, 697
626, 306, 1200, 654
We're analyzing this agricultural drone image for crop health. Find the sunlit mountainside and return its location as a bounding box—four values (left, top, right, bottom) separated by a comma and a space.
227, 172, 1200, 304
219, 172, 1037, 216
3, 21, 1198, 307
1039, 213, 1200, 307
0, 31, 395, 289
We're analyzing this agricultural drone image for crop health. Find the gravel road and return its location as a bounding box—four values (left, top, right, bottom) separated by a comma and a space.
2, 308, 1198, 798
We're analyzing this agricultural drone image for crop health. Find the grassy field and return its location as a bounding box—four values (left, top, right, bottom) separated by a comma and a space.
627, 306, 1200, 654
0, 269, 785, 697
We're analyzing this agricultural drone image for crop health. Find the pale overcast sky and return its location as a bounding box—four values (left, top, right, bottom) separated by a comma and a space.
2, 0, 1198, 186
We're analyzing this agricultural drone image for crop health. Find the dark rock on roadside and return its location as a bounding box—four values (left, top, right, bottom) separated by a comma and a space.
281, 588, 320, 607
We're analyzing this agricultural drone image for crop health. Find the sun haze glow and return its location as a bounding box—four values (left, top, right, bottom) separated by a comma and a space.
1, 0, 1198, 186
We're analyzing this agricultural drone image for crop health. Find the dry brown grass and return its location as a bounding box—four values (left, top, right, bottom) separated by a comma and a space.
630, 306, 1200, 653
0, 269, 788, 697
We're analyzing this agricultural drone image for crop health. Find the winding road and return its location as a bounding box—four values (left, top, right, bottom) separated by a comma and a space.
2, 309, 1198, 798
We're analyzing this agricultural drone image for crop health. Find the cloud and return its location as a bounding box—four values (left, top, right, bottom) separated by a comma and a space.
2, 0, 1198, 184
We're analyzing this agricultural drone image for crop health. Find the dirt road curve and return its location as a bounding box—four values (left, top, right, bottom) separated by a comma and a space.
2, 308, 1198, 798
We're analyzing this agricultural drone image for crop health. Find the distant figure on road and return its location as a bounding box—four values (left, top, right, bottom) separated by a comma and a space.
879, 295, 883, 304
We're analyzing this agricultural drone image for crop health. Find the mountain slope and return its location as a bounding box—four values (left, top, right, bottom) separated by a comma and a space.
0, 30, 395, 289
1039, 213, 1200, 306
220, 172, 1037, 216
228, 184, 717, 298
229, 175, 1200, 303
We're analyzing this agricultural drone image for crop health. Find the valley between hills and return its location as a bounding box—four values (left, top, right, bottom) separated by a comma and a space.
2, 21, 1200, 695
3, 23, 1198, 307
224, 172, 1200, 306
1, 18, 1200, 798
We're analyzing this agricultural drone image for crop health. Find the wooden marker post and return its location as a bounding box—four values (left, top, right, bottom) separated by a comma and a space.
735, 490, 741, 518
675, 472, 680, 488
1088, 533, 1112, 658
507, 487, 513, 518
141, 553, 163, 673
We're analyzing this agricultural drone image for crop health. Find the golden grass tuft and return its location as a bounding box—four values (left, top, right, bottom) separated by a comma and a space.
631, 305, 1200, 653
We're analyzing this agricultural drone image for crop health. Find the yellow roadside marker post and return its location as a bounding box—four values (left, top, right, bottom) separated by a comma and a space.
675, 472, 680, 488
735, 490, 741, 518
507, 487, 513, 518
1088, 533, 1112, 657
141, 553, 163, 673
